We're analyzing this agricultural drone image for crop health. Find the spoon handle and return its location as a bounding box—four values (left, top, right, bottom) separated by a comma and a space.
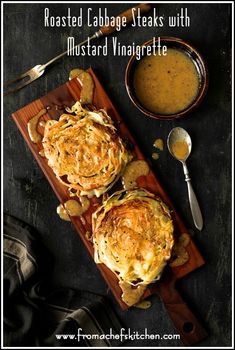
182, 162, 203, 231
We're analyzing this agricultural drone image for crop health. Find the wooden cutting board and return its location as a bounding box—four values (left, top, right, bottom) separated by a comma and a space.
12, 68, 207, 345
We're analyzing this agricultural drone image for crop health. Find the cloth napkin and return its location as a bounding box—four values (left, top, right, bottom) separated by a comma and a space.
4, 214, 124, 347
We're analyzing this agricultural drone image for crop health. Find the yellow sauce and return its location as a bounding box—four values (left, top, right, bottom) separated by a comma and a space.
80, 216, 87, 226
179, 233, 190, 247
57, 204, 71, 221
39, 120, 46, 127
57, 197, 90, 221
133, 49, 199, 115
170, 233, 190, 267
69, 68, 94, 105
134, 300, 152, 309
122, 160, 149, 190
172, 140, 189, 160
27, 109, 47, 143
69, 68, 84, 80
85, 231, 92, 241
119, 281, 146, 306
80, 196, 90, 212
39, 149, 45, 157
152, 152, 159, 160
153, 138, 164, 151
64, 197, 90, 216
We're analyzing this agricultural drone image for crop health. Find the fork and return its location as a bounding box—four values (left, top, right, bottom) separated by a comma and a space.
4, 35, 98, 96
4, 4, 151, 95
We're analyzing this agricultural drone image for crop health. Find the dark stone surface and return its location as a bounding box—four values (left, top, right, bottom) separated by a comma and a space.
3, 2, 232, 347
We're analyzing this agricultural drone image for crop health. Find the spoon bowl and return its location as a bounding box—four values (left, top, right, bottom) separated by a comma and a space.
167, 127, 203, 231
167, 127, 192, 162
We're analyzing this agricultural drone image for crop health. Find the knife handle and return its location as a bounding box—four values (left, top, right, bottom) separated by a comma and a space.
157, 282, 208, 345
99, 3, 152, 36
182, 162, 203, 231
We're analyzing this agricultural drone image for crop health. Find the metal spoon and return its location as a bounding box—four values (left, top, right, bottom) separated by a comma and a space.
167, 127, 203, 231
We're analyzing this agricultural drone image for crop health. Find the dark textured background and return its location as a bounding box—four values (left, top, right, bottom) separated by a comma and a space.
3, 2, 232, 347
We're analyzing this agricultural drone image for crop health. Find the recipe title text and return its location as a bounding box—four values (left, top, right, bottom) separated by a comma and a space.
44, 7, 191, 59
